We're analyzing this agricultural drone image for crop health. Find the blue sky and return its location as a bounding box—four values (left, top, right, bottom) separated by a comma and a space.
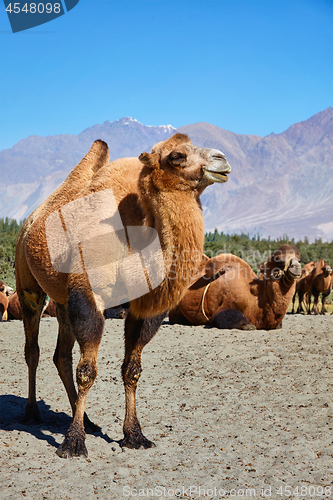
0, 0, 332, 151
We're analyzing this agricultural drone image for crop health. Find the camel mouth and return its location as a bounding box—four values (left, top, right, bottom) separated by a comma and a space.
203, 169, 229, 183
288, 266, 302, 279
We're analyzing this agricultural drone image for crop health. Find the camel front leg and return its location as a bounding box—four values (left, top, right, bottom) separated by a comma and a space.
296, 290, 304, 313
306, 291, 312, 314
211, 307, 256, 330
291, 292, 296, 314
312, 290, 320, 315
321, 289, 330, 314
120, 311, 166, 449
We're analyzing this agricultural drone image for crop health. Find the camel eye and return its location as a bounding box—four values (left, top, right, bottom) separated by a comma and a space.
167, 151, 187, 165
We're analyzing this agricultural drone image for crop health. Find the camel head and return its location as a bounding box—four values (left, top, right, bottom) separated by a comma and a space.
322, 263, 333, 277
263, 244, 301, 284
139, 133, 231, 195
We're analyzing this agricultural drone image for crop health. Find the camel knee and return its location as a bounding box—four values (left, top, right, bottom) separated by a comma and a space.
122, 359, 142, 386
76, 360, 97, 391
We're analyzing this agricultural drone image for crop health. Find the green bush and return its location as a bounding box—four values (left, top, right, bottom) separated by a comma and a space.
0, 218, 25, 289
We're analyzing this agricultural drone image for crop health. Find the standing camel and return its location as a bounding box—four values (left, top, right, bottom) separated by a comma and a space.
169, 245, 301, 330
291, 261, 316, 314
15, 134, 231, 458
308, 260, 332, 314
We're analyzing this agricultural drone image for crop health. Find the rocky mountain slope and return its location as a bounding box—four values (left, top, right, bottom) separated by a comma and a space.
178, 107, 333, 242
0, 110, 332, 241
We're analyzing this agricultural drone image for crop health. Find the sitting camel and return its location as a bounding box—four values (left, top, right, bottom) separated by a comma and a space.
7, 292, 56, 320
15, 134, 231, 458
0, 280, 14, 297
0, 291, 9, 321
291, 261, 316, 314
169, 245, 301, 330
7, 292, 23, 320
308, 260, 332, 314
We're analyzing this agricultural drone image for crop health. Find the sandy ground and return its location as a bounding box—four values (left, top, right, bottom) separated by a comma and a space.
1, 314, 333, 500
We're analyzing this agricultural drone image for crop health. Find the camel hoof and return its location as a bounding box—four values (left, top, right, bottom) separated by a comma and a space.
240, 322, 256, 331
56, 429, 88, 459
83, 412, 101, 434
120, 435, 156, 450
56, 443, 88, 459
23, 403, 42, 425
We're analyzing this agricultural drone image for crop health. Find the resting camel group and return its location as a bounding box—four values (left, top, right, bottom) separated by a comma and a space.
3, 134, 332, 460
169, 246, 302, 330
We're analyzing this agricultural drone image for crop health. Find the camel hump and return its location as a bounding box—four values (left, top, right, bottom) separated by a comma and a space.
33, 140, 110, 218
204, 253, 246, 278
68, 140, 110, 184
86, 140, 109, 174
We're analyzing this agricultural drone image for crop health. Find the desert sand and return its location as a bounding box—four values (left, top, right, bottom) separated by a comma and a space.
1, 314, 333, 499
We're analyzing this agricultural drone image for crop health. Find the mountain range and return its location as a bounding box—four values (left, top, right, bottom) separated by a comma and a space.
0, 110, 332, 242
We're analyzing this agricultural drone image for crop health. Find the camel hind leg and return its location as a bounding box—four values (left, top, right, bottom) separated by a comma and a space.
53, 302, 101, 434
15, 225, 47, 423
56, 289, 104, 459
121, 311, 166, 449
18, 284, 46, 424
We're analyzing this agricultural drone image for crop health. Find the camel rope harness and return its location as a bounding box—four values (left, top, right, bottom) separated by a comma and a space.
201, 282, 211, 321
267, 257, 295, 288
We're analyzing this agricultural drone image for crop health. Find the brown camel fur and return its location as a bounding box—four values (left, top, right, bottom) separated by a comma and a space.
0, 291, 9, 321
169, 245, 301, 330
291, 261, 316, 314
15, 134, 231, 458
7, 292, 57, 320
308, 260, 332, 314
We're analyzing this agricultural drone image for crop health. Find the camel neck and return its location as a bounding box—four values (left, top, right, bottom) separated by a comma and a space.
131, 185, 205, 318
150, 189, 205, 278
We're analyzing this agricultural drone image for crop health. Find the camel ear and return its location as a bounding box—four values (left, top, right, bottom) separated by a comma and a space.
166, 150, 187, 166
139, 152, 160, 169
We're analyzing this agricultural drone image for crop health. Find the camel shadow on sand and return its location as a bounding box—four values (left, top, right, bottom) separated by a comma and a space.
0, 394, 115, 449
